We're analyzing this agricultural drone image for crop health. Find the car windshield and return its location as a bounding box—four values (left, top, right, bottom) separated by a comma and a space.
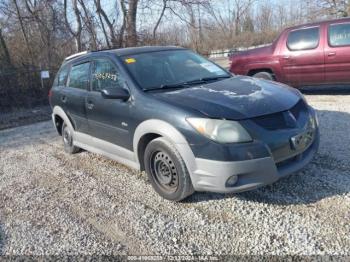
121, 50, 230, 91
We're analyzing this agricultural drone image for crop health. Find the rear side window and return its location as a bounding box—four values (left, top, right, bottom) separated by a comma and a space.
92, 59, 123, 92
287, 27, 320, 51
68, 62, 90, 90
53, 65, 69, 87
329, 23, 350, 47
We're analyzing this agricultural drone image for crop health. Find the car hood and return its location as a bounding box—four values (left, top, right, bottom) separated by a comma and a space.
151, 76, 301, 120
235, 45, 273, 57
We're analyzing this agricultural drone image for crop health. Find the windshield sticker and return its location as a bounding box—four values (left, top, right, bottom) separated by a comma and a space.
125, 58, 136, 64
94, 73, 117, 81
200, 62, 222, 73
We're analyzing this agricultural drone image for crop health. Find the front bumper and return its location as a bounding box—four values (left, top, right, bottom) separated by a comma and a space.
190, 129, 319, 193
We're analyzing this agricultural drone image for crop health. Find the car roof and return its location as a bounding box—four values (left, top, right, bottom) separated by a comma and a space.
63, 46, 186, 64
112, 45, 186, 56
285, 17, 350, 31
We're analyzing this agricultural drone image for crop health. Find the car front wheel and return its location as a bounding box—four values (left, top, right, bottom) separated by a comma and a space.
144, 137, 194, 201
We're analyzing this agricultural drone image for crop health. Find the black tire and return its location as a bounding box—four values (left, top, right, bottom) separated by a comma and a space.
62, 122, 80, 154
144, 137, 194, 201
252, 71, 274, 81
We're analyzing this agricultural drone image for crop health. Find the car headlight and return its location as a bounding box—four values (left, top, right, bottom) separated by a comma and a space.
309, 111, 318, 129
186, 118, 252, 143
307, 115, 316, 131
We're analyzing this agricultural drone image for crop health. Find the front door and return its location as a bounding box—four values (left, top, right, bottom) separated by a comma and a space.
325, 21, 350, 84
280, 26, 325, 87
86, 58, 132, 150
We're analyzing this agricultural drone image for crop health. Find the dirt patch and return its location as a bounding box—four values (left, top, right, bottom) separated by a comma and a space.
0, 106, 51, 130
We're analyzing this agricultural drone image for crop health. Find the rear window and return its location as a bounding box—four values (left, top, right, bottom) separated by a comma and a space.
68, 62, 90, 90
329, 23, 350, 47
53, 65, 69, 87
287, 27, 320, 51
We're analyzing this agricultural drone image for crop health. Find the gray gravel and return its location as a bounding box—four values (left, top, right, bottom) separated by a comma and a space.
0, 94, 350, 256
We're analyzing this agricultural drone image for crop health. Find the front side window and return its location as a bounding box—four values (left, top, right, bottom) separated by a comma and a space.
121, 50, 230, 91
53, 65, 69, 87
287, 27, 320, 51
92, 59, 123, 92
329, 23, 350, 47
68, 62, 90, 90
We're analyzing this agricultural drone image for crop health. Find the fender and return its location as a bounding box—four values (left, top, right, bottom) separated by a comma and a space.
244, 60, 284, 82
133, 119, 197, 177
53, 105, 139, 169
52, 106, 74, 132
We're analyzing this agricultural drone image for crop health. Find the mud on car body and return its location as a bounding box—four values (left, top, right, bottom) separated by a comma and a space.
49, 46, 319, 201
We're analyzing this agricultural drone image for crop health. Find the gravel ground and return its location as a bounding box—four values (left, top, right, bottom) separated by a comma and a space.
0, 94, 350, 256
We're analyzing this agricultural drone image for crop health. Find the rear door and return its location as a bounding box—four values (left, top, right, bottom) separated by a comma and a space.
50, 64, 70, 109
86, 58, 131, 149
325, 21, 350, 84
65, 61, 90, 133
279, 26, 325, 86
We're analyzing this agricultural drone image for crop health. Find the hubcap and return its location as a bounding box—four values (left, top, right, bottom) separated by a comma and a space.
63, 127, 72, 146
150, 151, 178, 193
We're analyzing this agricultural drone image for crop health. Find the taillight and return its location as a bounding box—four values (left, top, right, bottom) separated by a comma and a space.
48, 89, 52, 97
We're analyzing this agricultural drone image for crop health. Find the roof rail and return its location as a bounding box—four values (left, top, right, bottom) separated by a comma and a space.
65, 51, 89, 61
91, 47, 118, 52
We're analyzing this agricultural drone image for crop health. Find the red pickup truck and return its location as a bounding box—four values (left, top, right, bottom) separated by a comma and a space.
229, 18, 350, 87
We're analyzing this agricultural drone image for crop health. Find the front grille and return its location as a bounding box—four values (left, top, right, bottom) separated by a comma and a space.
276, 154, 300, 168
251, 99, 308, 130
290, 99, 307, 120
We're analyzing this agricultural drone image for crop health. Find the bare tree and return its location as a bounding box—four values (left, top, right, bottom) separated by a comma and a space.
233, 0, 255, 36
95, 0, 119, 48
24, 0, 58, 68
78, 0, 98, 50
64, 0, 83, 51
153, 0, 167, 40
122, 0, 139, 47
318, 0, 349, 17
12, 0, 34, 63
0, 27, 12, 67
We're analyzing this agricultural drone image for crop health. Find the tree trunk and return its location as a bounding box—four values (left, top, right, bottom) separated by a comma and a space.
64, 0, 83, 52
0, 28, 12, 67
153, 0, 167, 40
13, 0, 34, 64
125, 0, 138, 47
119, 0, 127, 47
95, 0, 118, 47
79, 0, 98, 50
98, 11, 111, 48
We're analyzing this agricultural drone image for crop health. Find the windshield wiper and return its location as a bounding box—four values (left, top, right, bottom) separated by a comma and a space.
200, 75, 231, 81
143, 83, 190, 92
183, 75, 231, 85
143, 75, 232, 92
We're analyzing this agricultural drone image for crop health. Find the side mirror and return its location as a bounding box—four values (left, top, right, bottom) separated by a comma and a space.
100, 87, 130, 101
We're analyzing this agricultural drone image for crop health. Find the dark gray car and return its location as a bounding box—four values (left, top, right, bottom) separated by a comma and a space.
49, 46, 319, 201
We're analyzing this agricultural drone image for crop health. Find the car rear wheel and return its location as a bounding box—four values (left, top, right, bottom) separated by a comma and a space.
252, 71, 274, 81
144, 137, 194, 201
62, 122, 80, 154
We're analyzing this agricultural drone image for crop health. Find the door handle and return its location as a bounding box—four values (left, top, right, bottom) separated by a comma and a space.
61, 95, 67, 103
282, 56, 290, 60
328, 52, 336, 56
86, 101, 94, 110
